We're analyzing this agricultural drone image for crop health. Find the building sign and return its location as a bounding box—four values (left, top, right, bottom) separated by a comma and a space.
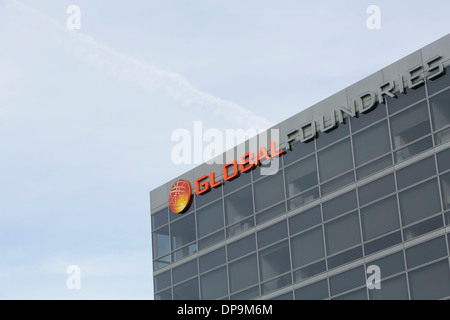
168, 55, 446, 214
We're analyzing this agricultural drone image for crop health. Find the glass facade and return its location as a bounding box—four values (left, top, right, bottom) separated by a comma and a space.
151, 63, 450, 300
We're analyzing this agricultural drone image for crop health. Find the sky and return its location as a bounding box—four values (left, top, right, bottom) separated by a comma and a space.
0, 0, 449, 299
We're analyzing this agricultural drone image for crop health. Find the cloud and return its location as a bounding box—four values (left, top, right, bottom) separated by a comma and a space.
7, 0, 273, 131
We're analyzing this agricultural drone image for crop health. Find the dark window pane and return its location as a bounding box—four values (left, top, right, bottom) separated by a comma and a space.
152, 207, 168, 229
227, 234, 256, 261
171, 214, 196, 250
295, 279, 329, 300
322, 190, 357, 221
154, 255, 171, 270
154, 288, 172, 300
368, 251, 405, 279
291, 226, 325, 269
320, 172, 354, 196
173, 278, 199, 300
285, 155, 318, 198
224, 186, 253, 226
287, 187, 320, 210
441, 172, 450, 211
356, 154, 392, 179
329, 266, 365, 296
153, 226, 170, 258
406, 236, 447, 269
256, 203, 286, 224
154, 271, 171, 292
353, 121, 391, 166
390, 101, 431, 150
437, 147, 450, 172
369, 274, 409, 300
430, 88, 450, 145
230, 285, 259, 300
198, 230, 224, 250
399, 178, 441, 226
409, 260, 450, 300
261, 273, 292, 294
350, 103, 387, 132
200, 266, 228, 300
327, 246, 363, 269
172, 244, 197, 262
289, 205, 321, 235
195, 183, 222, 209
257, 220, 288, 249
387, 86, 426, 114
197, 200, 223, 238
253, 171, 285, 212
293, 260, 327, 283
316, 121, 350, 150
360, 196, 400, 241
358, 174, 395, 206
226, 216, 254, 237
325, 211, 361, 255
364, 231, 402, 255
396, 156, 436, 190
228, 254, 258, 293
318, 138, 353, 182
199, 247, 226, 273
223, 170, 251, 195
394, 136, 433, 163
172, 259, 198, 285
427, 70, 450, 95
403, 215, 443, 241
283, 140, 315, 166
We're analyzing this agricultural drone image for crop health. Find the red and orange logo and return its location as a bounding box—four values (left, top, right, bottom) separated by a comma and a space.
169, 179, 192, 214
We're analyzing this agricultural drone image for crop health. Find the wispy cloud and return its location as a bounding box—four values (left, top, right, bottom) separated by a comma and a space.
7, 0, 273, 130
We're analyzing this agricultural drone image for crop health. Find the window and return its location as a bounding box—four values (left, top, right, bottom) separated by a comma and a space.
283, 140, 315, 166
171, 214, 196, 251
253, 171, 285, 212
367, 251, 405, 279
172, 259, 198, 285
152, 226, 170, 258
408, 260, 450, 300
197, 200, 223, 238
390, 101, 432, 162
399, 179, 441, 226
257, 220, 288, 249
152, 207, 168, 229
227, 234, 256, 261
369, 274, 408, 300
440, 172, 450, 210
353, 121, 391, 167
173, 278, 199, 300
329, 266, 365, 297
387, 86, 426, 114
284, 155, 318, 198
318, 138, 353, 182
154, 271, 171, 293
224, 186, 253, 225
200, 266, 228, 300
405, 236, 447, 269
360, 196, 400, 241
325, 211, 361, 255
291, 226, 325, 269
430, 88, 450, 144
289, 205, 321, 235
322, 190, 357, 221
358, 174, 395, 206
437, 148, 450, 172
199, 247, 226, 273
228, 254, 258, 293
396, 156, 436, 190
258, 240, 291, 281
350, 103, 387, 132
295, 279, 329, 300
